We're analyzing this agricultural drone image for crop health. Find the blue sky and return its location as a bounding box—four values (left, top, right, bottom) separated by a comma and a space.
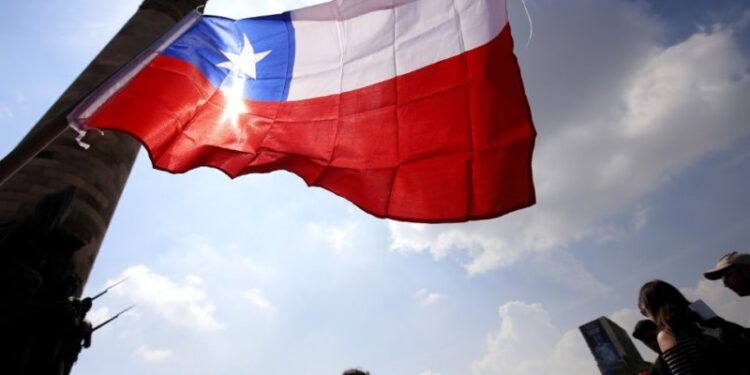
1, 0, 750, 374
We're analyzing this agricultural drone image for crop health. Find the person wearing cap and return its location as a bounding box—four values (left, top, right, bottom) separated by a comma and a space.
704, 251, 750, 297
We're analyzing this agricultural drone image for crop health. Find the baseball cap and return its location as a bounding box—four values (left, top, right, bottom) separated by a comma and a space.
704, 251, 750, 280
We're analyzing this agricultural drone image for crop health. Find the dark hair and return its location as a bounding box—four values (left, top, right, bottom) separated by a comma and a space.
638, 280, 696, 332
342, 369, 370, 375
632, 319, 658, 340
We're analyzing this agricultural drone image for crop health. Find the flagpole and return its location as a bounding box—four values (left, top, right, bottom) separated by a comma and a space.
0, 8, 203, 188
0, 110, 72, 187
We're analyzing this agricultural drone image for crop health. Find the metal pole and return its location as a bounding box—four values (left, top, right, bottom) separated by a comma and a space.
0, 5, 204, 188
0, 110, 72, 187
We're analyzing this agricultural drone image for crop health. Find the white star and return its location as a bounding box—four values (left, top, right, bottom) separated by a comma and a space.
215, 34, 271, 127
217, 34, 271, 80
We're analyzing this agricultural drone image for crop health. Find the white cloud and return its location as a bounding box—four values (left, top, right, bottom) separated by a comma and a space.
389, 2, 750, 275
415, 288, 445, 306
134, 345, 174, 363
389, 222, 494, 262
418, 371, 444, 375
244, 288, 275, 311
184, 274, 204, 287
308, 221, 357, 252
391, 224, 611, 295
307, 220, 368, 262
472, 301, 597, 375
108, 265, 223, 332
530, 252, 612, 295
168, 239, 275, 283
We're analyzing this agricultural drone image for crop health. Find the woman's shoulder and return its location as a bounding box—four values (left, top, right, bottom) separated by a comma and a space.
657, 329, 678, 352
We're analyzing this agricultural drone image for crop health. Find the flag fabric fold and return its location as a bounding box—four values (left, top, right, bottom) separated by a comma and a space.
69, 0, 536, 223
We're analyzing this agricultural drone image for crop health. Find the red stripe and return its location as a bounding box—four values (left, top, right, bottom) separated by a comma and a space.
89, 25, 535, 223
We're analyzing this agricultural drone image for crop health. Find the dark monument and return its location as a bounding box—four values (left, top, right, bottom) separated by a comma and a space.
0, 1, 206, 373
0, 0, 208, 292
0, 187, 133, 374
580, 317, 652, 375
0, 187, 89, 374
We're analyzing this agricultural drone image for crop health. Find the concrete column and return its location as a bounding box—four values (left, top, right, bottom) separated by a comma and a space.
0, 0, 207, 289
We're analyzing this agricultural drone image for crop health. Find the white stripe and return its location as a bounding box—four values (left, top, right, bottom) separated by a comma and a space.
287, 0, 508, 100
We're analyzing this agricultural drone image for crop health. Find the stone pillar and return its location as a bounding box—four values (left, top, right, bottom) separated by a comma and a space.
0, 0, 207, 289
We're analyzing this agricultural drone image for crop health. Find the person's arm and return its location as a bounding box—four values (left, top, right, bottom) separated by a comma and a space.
657, 330, 677, 352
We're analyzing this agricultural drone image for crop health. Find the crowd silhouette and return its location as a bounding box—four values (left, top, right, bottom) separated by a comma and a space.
631, 252, 750, 375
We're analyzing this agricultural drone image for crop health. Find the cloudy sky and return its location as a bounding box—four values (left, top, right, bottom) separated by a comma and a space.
1, 0, 750, 374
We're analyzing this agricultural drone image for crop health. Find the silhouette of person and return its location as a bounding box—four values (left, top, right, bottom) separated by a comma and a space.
704, 251, 750, 297
639, 280, 730, 374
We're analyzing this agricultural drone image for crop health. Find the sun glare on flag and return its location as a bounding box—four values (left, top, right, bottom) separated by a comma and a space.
216, 34, 271, 127
218, 72, 248, 128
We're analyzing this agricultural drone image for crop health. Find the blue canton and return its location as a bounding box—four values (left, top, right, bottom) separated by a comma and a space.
162, 13, 295, 102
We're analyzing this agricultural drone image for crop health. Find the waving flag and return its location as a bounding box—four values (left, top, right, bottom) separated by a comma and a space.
69, 0, 536, 223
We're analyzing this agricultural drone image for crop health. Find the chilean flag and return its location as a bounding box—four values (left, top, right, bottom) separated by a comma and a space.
69, 0, 536, 223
